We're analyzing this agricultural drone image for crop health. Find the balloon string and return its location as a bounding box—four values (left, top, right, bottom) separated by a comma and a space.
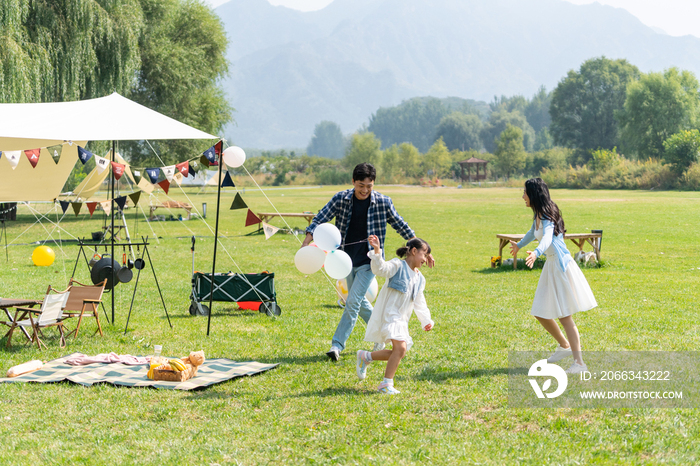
340, 237, 369, 247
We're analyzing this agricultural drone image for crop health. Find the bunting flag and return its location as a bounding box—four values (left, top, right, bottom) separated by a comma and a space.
230, 193, 247, 210
72, 202, 82, 216
137, 178, 154, 194
132, 170, 142, 185
188, 159, 200, 176
5, 151, 20, 170
245, 209, 262, 227
172, 172, 184, 186
77, 146, 93, 164
111, 162, 126, 180
24, 149, 40, 168
203, 145, 217, 165
176, 161, 189, 177
199, 154, 210, 168
157, 179, 170, 194
59, 200, 70, 214
146, 167, 160, 184
214, 140, 224, 157
47, 145, 62, 164
163, 165, 176, 182
0, 151, 2, 160
262, 222, 280, 240
221, 171, 235, 188
86, 202, 98, 217
100, 201, 111, 216
95, 155, 109, 174
128, 191, 141, 206
115, 196, 127, 211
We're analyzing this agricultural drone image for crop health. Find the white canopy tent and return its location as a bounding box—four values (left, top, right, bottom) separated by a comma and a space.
0, 93, 217, 201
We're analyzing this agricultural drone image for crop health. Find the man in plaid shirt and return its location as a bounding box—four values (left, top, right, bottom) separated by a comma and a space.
302, 163, 433, 360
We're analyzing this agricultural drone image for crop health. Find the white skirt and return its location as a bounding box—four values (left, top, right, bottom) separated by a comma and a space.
531, 256, 597, 319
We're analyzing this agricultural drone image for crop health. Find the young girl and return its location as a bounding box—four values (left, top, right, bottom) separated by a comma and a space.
509, 178, 597, 374
355, 235, 434, 394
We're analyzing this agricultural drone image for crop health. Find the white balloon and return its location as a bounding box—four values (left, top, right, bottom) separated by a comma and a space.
324, 250, 352, 279
313, 223, 341, 251
365, 277, 379, 303
294, 246, 326, 274
223, 146, 246, 168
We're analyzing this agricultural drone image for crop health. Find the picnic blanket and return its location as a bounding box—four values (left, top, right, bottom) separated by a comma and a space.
0, 353, 278, 390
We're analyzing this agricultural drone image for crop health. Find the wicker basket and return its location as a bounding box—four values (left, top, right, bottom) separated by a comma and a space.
152, 363, 198, 382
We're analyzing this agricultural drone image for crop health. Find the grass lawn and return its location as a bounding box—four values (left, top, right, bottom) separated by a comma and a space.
0, 185, 699, 464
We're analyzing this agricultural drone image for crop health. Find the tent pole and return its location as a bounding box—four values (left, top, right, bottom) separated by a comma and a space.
111, 140, 116, 325
206, 149, 223, 336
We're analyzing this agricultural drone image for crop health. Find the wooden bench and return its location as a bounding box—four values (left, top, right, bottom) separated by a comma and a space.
255, 212, 315, 231
149, 200, 193, 220
497, 232, 602, 269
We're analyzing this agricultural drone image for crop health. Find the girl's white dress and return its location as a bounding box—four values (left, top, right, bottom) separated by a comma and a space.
531, 222, 597, 319
364, 250, 433, 351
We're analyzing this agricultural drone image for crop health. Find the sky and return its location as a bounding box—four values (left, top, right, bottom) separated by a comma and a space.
206, 0, 700, 39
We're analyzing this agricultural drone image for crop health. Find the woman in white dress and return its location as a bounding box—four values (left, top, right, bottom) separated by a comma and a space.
355, 235, 434, 394
509, 178, 597, 374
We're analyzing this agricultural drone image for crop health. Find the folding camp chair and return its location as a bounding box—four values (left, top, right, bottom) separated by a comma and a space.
62, 278, 106, 339
5, 285, 70, 349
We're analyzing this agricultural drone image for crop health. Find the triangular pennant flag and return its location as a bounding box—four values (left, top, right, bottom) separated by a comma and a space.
176, 161, 189, 177
86, 202, 98, 217
72, 202, 82, 216
128, 191, 142, 206
77, 146, 93, 164
59, 200, 70, 214
214, 140, 224, 156
245, 209, 262, 227
5, 151, 20, 169
262, 222, 280, 240
100, 201, 111, 216
111, 162, 126, 180
137, 178, 154, 194
115, 196, 127, 211
199, 154, 210, 168
94, 155, 109, 174
203, 145, 217, 164
24, 149, 40, 168
157, 179, 170, 194
163, 165, 176, 182
221, 171, 235, 188
230, 193, 248, 210
0, 151, 2, 160
47, 145, 62, 164
172, 172, 184, 186
132, 170, 142, 185
188, 160, 200, 176
146, 168, 160, 184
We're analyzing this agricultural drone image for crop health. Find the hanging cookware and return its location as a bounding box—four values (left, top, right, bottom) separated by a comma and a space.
90, 254, 121, 289
89, 253, 102, 268
134, 257, 146, 270
117, 253, 133, 283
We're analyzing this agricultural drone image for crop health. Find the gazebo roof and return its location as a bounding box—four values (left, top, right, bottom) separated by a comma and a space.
458, 156, 488, 164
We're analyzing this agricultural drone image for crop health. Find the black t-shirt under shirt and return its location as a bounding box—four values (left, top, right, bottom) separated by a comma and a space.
344, 195, 371, 267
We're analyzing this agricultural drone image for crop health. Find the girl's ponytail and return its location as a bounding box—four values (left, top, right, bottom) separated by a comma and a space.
396, 238, 431, 258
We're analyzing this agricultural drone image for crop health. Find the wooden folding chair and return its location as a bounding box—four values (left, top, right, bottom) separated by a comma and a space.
62, 278, 106, 339
6, 285, 70, 350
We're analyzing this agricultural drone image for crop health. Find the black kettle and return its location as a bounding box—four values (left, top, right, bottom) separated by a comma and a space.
90, 254, 122, 289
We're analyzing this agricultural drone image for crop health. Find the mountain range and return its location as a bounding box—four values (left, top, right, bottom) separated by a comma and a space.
216, 0, 700, 150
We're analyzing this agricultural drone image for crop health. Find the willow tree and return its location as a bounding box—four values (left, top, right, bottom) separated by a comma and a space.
0, 0, 143, 103
126, 0, 232, 166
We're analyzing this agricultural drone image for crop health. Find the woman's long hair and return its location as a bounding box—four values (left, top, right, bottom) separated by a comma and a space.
525, 178, 565, 236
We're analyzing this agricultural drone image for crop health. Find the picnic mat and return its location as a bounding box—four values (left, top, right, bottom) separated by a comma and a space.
0, 353, 278, 390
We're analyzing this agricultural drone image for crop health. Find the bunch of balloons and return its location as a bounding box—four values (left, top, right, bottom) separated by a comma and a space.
336, 277, 379, 306
294, 223, 353, 279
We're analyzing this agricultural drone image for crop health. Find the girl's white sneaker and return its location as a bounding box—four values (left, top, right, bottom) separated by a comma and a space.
547, 345, 573, 362
565, 362, 588, 374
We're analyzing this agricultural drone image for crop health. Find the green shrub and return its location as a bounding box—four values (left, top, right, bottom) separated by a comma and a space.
680, 162, 700, 190
316, 167, 351, 185
542, 158, 674, 189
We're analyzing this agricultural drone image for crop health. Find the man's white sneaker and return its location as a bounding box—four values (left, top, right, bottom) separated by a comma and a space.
326, 346, 340, 361
566, 362, 588, 374
547, 345, 573, 363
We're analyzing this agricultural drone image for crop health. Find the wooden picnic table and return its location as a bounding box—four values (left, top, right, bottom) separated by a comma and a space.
496, 232, 602, 269
149, 200, 193, 220
256, 212, 315, 231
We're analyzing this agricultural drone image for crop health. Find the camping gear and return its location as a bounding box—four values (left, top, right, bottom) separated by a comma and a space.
189, 272, 280, 317
6, 360, 43, 377
117, 253, 133, 283
61, 278, 107, 339
90, 254, 121, 289
89, 253, 101, 267
5, 285, 71, 349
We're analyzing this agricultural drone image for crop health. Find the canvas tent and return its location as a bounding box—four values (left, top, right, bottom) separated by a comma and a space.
0, 93, 217, 202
